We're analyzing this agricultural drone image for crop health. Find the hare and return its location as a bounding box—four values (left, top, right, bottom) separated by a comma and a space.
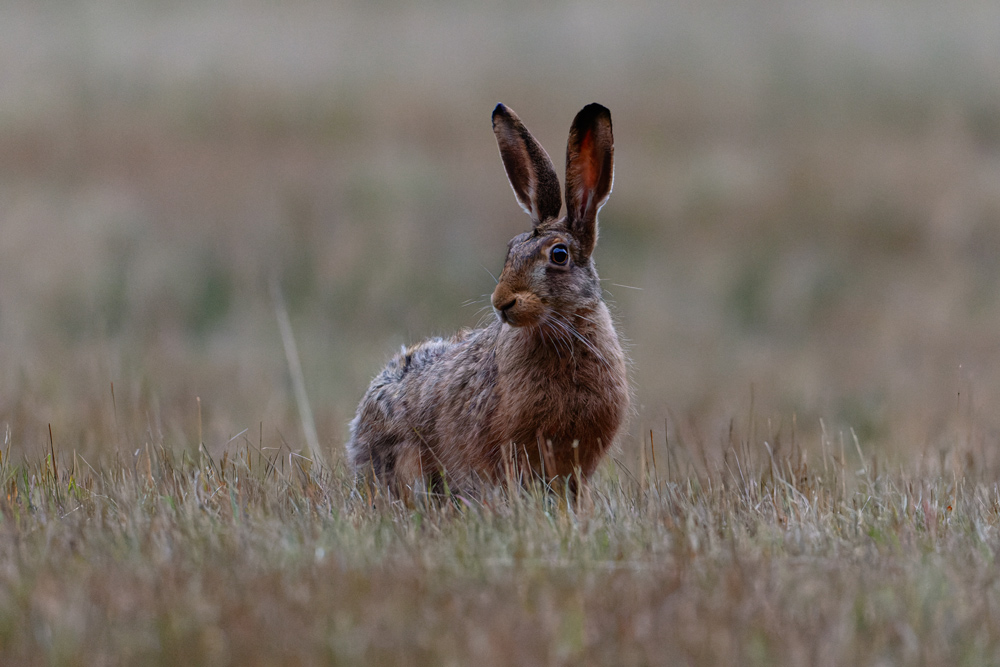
346, 103, 629, 495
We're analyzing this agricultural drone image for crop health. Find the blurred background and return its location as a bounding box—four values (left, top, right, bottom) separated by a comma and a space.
3, 0, 1000, 465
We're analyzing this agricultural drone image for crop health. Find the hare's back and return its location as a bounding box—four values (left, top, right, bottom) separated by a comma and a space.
346, 330, 482, 472
377, 337, 455, 385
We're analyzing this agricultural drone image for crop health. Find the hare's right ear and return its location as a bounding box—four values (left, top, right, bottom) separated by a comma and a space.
565, 103, 613, 259
492, 104, 562, 225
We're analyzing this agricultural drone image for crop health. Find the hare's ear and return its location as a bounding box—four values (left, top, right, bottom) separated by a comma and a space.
492, 104, 562, 225
565, 103, 614, 258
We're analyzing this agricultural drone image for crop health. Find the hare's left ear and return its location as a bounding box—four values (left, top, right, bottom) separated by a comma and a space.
565, 103, 614, 258
493, 104, 563, 226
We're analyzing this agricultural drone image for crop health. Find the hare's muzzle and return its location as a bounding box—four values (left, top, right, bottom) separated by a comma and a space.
495, 296, 517, 324
492, 285, 543, 327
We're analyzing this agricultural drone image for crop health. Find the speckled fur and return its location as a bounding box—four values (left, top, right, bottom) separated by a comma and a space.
347, 103, 629, 494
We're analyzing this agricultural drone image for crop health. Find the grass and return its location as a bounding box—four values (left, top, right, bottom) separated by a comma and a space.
1, 409, 999, 665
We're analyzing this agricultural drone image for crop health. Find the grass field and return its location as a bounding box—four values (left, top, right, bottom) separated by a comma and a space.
3, 0, 1000, 663
3, 415, 1000, 664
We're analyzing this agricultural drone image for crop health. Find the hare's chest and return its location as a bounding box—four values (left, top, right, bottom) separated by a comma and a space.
497, 370, 625, 477
504, 366, 621, 438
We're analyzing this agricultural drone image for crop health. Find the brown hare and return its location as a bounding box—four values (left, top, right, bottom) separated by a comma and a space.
347, 103, 629, 495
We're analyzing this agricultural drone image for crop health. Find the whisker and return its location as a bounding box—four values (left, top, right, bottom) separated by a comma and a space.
544, 319, 572, 360
549, 311, 612, 371
461, 294, 493, 308
540, 323, 561, 359
542, 317, 576, 365
571, 311, 600, 326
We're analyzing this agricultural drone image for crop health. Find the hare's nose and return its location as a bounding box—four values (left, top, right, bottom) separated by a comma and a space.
496, 297, 517, 322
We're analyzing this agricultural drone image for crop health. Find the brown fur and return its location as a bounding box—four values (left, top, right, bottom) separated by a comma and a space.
346, 103, 629, 495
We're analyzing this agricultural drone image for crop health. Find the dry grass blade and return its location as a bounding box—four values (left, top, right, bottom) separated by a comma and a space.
271, 278, 326, 470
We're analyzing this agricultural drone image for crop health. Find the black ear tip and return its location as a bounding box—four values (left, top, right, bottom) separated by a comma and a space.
493, 103, 511, 120
576, 103, 612, 125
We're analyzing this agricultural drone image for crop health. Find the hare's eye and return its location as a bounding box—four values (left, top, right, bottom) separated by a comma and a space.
550, 244, 569, 266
